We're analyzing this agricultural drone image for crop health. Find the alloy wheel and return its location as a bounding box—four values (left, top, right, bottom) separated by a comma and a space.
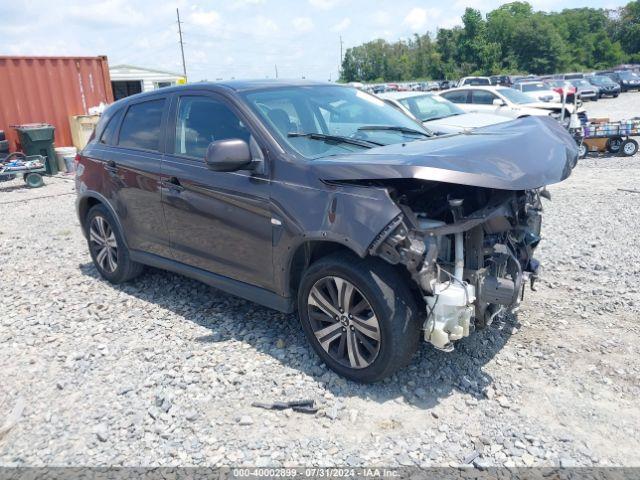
307, 276, 380, 369
89, 216, 118, 273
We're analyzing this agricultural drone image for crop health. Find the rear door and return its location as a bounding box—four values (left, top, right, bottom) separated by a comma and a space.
160, 91, 273, 289
92, 95, 171, 257
440, 90, 472, 112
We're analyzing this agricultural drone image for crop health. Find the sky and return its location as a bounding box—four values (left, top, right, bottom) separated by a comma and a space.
1, 0, 628, 82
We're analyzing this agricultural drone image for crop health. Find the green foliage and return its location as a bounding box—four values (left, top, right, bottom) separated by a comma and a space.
340, 1, 633, 82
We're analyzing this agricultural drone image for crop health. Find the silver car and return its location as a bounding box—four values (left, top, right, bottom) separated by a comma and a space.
570, 79, 599, 102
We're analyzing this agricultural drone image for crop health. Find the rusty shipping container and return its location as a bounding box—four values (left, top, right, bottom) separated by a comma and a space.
0, 56, 114, 151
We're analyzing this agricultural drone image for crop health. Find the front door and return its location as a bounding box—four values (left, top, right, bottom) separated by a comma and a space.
161, 93, 274, 290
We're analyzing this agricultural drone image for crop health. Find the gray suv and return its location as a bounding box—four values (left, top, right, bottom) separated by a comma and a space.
76, 81, 576, 382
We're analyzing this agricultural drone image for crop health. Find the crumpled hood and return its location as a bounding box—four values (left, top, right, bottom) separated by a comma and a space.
312, 116, 577, 191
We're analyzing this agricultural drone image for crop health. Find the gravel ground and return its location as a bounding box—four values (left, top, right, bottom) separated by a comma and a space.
1, 93, 639, 468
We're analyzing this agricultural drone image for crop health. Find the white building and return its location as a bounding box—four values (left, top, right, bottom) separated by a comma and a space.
109, 64, 186, 100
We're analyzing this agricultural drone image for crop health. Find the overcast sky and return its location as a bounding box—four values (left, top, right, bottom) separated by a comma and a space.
2, 0, 627, 81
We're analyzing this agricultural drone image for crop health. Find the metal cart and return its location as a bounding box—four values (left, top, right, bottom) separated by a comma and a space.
0, 153, 47, 188
578, 120, 640, 158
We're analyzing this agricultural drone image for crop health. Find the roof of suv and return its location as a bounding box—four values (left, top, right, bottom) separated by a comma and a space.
114, 79, 340, 102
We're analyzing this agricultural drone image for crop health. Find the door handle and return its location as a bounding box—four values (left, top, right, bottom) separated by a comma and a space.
104, 160, 118, 173
161, 176, 184, 192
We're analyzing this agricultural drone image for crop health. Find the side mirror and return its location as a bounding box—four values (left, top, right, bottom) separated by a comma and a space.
492, 98, 506, 106
205, 139, 252, 172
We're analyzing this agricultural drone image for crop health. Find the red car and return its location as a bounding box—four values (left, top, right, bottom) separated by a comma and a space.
547, 80, 577, 103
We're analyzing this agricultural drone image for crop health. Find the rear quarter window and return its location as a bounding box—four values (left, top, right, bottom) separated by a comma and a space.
99, 109, 124, 145
118, 99, 166, 151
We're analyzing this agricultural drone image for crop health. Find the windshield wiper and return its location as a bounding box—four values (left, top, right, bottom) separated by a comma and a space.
357, 125, 432, 137
287, 132, 383, 148
423, 113, 459, 122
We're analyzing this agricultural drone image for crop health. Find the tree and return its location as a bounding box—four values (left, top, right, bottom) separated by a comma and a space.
339, 0, 633, 82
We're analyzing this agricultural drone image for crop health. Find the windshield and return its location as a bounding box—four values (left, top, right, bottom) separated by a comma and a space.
591, 76, 615, 85
571, 79, 591, 88
243, 86, 428, 159
398, 94, 464, 121
497, 87, 537, 104
618, 71, 639, 80
521, 83, 547, 92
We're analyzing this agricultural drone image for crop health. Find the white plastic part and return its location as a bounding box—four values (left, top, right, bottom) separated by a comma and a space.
424, 281, 476, 351
453, 232, 464, 281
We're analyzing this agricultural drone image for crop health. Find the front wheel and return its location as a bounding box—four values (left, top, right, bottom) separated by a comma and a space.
297, 252, 421, 383
577, 143, 588, 159
621, 139, 638, 157
85, 204, 143, 283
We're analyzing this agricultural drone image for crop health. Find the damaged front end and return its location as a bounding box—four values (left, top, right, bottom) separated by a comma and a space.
311, 116, 577, 352
369, 180, 546, 351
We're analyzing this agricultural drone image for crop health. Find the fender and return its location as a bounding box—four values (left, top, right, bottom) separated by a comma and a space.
76, 189, 130, 249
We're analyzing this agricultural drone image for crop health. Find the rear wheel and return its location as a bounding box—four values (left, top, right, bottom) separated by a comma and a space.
86, 204, 143, 283
606, 137, 623, 153
297, 252, 421, 383
24, 172, 44, 188
621, 139, 638, 157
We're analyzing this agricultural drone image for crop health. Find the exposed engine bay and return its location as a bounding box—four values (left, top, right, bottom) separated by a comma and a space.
368, 179, 546, 352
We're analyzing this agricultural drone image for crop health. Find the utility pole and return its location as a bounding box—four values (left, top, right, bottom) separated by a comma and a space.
274, 64, 278, 79
176, 8, 187, 81
339, 35, 344, 79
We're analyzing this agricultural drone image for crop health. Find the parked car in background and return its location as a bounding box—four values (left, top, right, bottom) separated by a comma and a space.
490, 75, 512, 87
438, 80, 453, 90
425, 81, 440, 91
458, 76, 491, 87
514, 81, 561, 102
563, 72, 584, 80
378, 91, 509, 135
587, 75, 621, 98
603, 70, 640, 92
75, 80, 576, 382
569, 79, 599, 101
439, 86, 584, 125
546, 80, 577, 103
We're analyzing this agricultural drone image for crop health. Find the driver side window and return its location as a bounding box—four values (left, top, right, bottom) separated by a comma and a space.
471, 90, 497, 105
175, 96, 251, 159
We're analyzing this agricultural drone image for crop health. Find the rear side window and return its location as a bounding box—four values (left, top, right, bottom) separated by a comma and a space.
441, 91, 468, 103
99, 109, 123, 145
118, 99, 165, 151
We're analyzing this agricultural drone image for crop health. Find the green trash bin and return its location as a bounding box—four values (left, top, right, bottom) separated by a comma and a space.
14, 123, 58, 175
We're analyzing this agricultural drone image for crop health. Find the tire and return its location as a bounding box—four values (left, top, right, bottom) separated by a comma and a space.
297, 252, 421, 383
621, 139, 638, 157
85, 204, 143, 283
614, 93, 619, 98
24, 172, 44, 188
577, 143, 588, 159
606, 137, 623, 153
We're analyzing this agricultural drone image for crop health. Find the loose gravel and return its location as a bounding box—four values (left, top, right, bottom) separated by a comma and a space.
1, 94, 639, 468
